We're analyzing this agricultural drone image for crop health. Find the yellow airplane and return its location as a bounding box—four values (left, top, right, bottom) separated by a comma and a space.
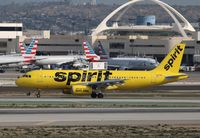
16, 43, 188, 98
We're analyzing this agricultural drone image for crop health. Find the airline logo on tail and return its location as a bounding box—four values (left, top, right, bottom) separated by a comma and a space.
83, 40, 100, 62
152, 43, 185, 74
95, 41, 109, 60
164, 45, 183, 71
19, 39, 38, 63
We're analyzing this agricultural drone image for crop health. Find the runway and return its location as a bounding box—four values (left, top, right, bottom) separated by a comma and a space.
0, 83, 200, 93
0, 72, 199, 127
0, 99, 200, 126
1, 108, 200, 126
1, 98, 200, 103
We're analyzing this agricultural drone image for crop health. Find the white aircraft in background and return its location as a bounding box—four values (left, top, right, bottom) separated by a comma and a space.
19, 40, 86, 69
34, 55, 85, 68
0, 39, 38, 73
87, 41, 159, 70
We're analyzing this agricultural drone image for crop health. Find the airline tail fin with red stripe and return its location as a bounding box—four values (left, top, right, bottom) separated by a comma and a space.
82, 40, 100, 62
19, 39, 38, 63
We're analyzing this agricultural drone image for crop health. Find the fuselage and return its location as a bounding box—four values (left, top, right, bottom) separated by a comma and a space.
0, 55, 29, 65
15, 43, 188, 98
16, 70, 187, 91
107, 57, 158, 70
35, 55, 85, 65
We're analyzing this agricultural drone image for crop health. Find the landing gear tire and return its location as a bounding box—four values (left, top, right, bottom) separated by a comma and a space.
91, 92, 97, 98
26, 92, 31, 96
0, 70, 5, 73
97, 93, 104, 99
36, 91, 41, 98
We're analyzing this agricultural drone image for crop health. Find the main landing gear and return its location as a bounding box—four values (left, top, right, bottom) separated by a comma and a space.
91, 92, 104, 99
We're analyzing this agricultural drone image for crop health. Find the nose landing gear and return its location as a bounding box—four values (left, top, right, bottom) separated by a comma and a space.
26, 89, 41, 98
91, 92, 104, 99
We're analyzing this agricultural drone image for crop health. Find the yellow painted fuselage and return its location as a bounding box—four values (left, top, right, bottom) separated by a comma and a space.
16, 43, 188, 95
16, 69, 187, 91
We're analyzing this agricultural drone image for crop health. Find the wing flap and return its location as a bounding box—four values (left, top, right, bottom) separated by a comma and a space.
77, 79, 124, 89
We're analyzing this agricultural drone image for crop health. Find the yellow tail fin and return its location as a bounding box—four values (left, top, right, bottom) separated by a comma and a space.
152, 43, 186, 74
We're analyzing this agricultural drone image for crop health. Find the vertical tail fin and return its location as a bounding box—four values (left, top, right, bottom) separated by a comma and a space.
83, 40, 100, 62
19, 39, 38, 63
95, 41, 109, 60
152, 43, 186, 74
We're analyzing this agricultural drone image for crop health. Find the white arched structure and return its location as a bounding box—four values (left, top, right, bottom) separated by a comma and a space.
92, 0, 195, 42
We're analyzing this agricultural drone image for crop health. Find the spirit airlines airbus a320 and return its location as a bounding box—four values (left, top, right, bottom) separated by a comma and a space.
16, 43, 188, 98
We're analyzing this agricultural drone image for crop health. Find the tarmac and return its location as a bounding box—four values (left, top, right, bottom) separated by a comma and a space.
0, 108, 200, 126
0, 71, 200, 127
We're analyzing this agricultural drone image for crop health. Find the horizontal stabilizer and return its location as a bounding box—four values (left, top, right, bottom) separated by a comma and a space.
165, 74, 188, 80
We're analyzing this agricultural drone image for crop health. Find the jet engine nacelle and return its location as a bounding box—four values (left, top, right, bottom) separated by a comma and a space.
71, 85, 92, 96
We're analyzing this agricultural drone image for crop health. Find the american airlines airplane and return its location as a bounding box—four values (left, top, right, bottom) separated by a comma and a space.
84, 40, 158, 70
34, 55, 85, 68
0, 39, 38, 72
83, 40, 100, 62
19, 40, 86, 68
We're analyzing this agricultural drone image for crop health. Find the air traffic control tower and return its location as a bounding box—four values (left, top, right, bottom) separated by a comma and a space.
91, 0, 198, 65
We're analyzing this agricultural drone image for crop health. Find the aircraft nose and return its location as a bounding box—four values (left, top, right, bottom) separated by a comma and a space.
15, 78, 23, 87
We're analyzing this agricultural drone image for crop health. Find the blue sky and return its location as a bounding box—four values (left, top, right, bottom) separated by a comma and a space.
0, 0, 200, 5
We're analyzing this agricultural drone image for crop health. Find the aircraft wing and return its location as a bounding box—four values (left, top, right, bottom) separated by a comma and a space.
56, 60, 76, 66
56, 57, 86, 66
0, 61, 23, 65
0, 58, 25, 65
78, 79, 125, 89
34, 57, 48, 60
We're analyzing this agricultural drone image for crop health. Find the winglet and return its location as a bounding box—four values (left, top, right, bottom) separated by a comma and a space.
152, 43, 186, 74
95, 41, 109, 60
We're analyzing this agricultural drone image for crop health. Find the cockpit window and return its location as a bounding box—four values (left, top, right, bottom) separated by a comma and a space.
22, 74, 31, 78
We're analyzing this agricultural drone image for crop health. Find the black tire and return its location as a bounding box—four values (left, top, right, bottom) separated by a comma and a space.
97, 93, 104, 99
0, 70, 5, 73
91, 92, 97, 98
36, 93, 40, 98
26, 92, 31, 96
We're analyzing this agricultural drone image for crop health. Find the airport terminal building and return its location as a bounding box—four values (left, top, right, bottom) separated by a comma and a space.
24, 0, 200, 65
20, 31, 199, 65
1, 0, 200, 66
0, 23, 22, 55
1, 23, 199, 66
